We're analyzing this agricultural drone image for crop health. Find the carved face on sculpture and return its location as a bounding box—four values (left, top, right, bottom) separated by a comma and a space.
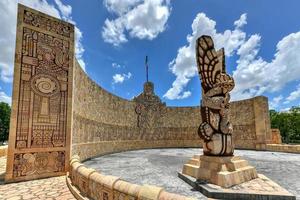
215, 73, 234, 94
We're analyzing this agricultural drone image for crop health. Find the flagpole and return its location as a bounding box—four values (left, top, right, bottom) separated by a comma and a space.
145, 56, 149, 82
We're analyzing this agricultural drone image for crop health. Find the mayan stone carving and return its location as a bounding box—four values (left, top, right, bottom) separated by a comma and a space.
6, 4, 74, 182
134, 82, 166, 129
13, 151, 65, 177
196, 35, 235, 156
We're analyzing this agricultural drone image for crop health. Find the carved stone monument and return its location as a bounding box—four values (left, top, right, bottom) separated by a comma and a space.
197, 35, 235, 156
134, 57, 166, 136
181, 35, 258, 188
180, 36, 295, 199
134, 82, 166, 129
5, 4, 74, 182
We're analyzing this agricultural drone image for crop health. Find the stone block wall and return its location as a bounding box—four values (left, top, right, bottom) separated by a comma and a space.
271, 129, 282, 144
72, 62, 272, 161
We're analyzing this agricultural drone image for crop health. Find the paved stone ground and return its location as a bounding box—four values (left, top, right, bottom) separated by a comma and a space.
0, 157, 6, 178
85, 148, 300, 200
0, 157, 75, 200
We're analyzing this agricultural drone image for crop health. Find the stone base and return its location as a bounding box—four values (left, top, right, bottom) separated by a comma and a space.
182, 155, 258, 188
178, 172, 296, 200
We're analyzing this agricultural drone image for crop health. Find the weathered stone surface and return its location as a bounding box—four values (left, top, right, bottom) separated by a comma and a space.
179, 172, 296, 200
0, 174, 75, 200
181, 35, 271, 191
196, 35, 235, 156
68, 155, 195, 200
72, 60, 272, 161
84, 148, 300, 199
6, 4, 74, 182
182, 155, 258, 188
271, 129, 282, 144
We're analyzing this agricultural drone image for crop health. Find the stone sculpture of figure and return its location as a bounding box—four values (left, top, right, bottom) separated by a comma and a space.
196, 35, 235, 156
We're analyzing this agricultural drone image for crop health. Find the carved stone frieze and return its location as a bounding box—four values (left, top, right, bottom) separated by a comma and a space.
23, 10, 72, 37
14, 26, 69, 150
134, 82, 166, 129
12, 151, 65, 177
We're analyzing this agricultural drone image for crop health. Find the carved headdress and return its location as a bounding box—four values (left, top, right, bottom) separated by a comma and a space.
196, 35, 234, 95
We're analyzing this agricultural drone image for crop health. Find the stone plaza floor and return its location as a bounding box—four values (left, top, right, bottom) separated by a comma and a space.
0, 148, 299, 200
0, 157, 75, 200
84, 148, 300, 200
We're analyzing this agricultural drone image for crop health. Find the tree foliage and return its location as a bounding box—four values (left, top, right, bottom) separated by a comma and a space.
0, 102, 11, 143
270, 106, 300, 143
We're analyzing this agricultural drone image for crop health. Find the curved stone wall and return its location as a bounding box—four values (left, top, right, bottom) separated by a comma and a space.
71, 61, 272, 161
68, 155, 195, 200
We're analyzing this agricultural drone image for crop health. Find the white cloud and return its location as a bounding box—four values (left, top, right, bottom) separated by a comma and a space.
112, 72, 132, 84
52, 0, 86, 71
112, 62, 122, 68
54, 0, 72, 18
164, 13, 247, 100
164, 11, 300, 104
269, 95, 283, 110
284, 84, 300, 104
0, 90, 11, 105
102, 18, 128, 47
0, 0, 86, 84
232, 31, 300, 100
234, 13, 247, 28
104, 0, 142, 15
102, 0, 171, 46
74, 27, 86, 71
280, 107, 291, 113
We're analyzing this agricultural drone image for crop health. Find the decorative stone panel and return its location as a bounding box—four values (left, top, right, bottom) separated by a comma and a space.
6, 4, 74, 182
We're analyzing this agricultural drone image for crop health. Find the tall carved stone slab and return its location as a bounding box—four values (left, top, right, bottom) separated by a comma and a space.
5, 4, 74, 182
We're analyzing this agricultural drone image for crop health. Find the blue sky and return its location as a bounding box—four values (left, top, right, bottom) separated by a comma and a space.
1, 0, 300, 110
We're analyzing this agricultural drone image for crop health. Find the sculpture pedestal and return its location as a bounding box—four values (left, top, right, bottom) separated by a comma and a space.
182, 155, 258, 188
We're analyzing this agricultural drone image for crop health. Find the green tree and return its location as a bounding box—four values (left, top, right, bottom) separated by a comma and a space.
270, 106, 300, 143
0, 102, 11, 143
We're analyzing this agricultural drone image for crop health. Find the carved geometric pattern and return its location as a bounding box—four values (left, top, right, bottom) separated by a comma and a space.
14, 26, 69, 150
23, 10, 71, 38
12, 151, 65, 177
6, 4, 74, 181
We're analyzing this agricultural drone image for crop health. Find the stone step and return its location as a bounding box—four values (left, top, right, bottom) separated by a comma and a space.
217, 166, 258, 187
227, 159, 249, 171
187, 158, 199, 165
182, 164, 200, 178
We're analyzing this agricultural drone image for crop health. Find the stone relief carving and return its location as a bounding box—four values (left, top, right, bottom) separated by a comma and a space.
15, 26, 69, 151
196, 35, 235, 156
23, 10, 72, 37
7, 5, 73, 181
13, 151, 65, 177
134, 82, 166, 129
